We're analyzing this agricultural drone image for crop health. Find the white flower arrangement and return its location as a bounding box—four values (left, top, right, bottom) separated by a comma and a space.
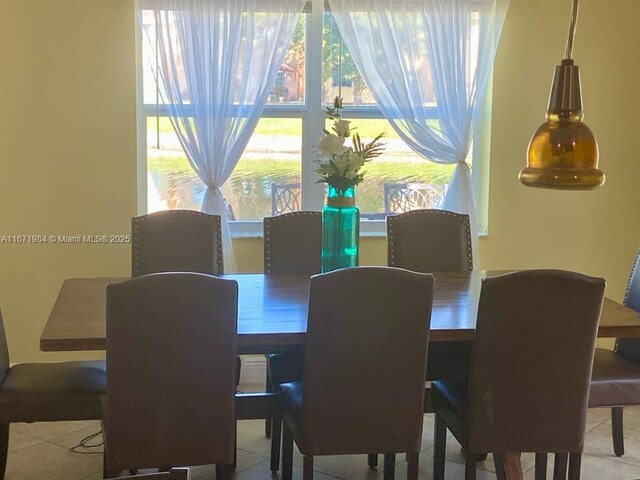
315, 97, 384, 192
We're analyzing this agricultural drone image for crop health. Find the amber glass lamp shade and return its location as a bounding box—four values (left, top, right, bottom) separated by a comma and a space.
519, 59, 605, 190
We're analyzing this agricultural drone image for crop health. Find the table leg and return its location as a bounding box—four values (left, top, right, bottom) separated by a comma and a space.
501, 453, 524, 480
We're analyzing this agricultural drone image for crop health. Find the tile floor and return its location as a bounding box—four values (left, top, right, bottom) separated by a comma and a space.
5, 386, 640, 480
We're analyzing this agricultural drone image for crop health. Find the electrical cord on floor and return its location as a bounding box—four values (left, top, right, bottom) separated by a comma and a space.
68, 428, 103, 455
67, 385, 259, 454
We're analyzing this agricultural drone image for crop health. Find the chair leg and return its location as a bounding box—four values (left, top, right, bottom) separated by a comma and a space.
553, 453, 568, 480
384, 453, 396, 480
216, 464, 231, 480
0, 423, 8, 480
232, 423, 237, 469
493, 453, 506, 480
101, 426, 119, 479
568, 453, 581, 480
433, 414, 447, 480
407, 452, 419, 480
282, 422, 294, 480
464, 451, 477, 480
612, 406, 624, 457
270, 415, 282, 473
265, 359, 272, 438
477, 453, 488, 461
535, 453, 548, 480
303, 455, 314, 480
368, 454, 378, 468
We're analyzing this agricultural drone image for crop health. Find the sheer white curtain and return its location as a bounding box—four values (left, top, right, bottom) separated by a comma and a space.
139, 0, 305, 271
329, 0, 509, 264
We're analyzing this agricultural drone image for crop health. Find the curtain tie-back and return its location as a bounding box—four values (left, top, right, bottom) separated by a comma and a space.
208, 183, 222, 195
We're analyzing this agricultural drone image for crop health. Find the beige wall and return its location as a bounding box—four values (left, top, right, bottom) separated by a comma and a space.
481, 0, 640, 299
0, 1, 137, 361
1, 0, 639, 362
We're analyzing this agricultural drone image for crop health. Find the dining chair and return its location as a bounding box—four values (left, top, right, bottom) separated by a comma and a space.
263, 211, 321, 471
0, 310, 105, 480
386, 209, 473, 405
131, 210, 224, 277
110, 467, 190, 480
431, 270, 606, 480
132, 209, 239, 427
103, 273, 237, 478
264, 211, 322, 275
279, 267, 435, 480
589, 249, 640, 457
387, 209, 472, 273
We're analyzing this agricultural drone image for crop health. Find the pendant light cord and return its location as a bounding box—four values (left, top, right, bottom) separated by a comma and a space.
565, 0, 579, 59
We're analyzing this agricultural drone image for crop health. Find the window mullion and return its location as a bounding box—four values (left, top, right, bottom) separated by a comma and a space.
136, 15, 148, 215
301, 0, 325, 212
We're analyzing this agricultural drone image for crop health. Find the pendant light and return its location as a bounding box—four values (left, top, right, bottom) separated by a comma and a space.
519, 0, 604, 190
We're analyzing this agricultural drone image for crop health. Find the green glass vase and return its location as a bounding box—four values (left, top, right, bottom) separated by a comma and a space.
321, 185, 359, 273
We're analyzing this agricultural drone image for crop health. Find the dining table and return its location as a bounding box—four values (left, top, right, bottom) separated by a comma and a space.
40, 270, 640, 353
39, 270, 640, 479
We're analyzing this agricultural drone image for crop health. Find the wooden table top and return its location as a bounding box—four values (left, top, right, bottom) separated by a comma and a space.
40, 271, 640, 353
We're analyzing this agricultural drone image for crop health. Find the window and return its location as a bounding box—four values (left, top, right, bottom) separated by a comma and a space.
140, 0, 489, 235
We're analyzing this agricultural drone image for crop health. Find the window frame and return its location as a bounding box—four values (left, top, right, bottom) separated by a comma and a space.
136, 0, 491, 237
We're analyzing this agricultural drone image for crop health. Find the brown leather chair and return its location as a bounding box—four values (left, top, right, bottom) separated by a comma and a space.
263, 212, 321, 470
431, 270, 606, 480
132, 210, 224, 277
0, 311, 105, 480
279, 267, 434, 480
103, 273, 237, 478
110, 468, 190, 480
588, 249, 640, 457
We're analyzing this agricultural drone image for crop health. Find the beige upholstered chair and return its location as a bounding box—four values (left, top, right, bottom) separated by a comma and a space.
131, 210, 223, 277
0, 311, 105, 480
263, 211, 321, 471
387, 209, 473, 410
532, 250, 640, 470
279, 267, 434, 480
103, 273, 237, 478
131, 209, 239, 383
432, 270, 605, 480
387, 209, 472, 273
264, 212, 322, 275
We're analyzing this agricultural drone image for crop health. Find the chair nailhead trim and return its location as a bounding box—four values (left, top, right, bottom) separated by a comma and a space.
623, 249, 640, 305
132, 210, 224, 276
387, 209, 473, 272
264, 211, 321, 274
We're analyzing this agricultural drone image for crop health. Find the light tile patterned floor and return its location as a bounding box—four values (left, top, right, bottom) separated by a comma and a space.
5, 390, 640, 479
